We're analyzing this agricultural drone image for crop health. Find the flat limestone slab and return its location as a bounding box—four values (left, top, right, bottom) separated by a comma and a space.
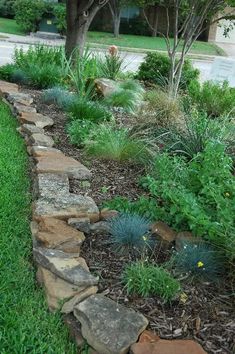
7, 92, 33, 106
35, 154, 91, 180
35, 173, 70, 199
74, 295, 148, 354
0, 80, 18, 95
29, 133, 54, 147
28, 146, 63, 157
33, 247, 99, 287
19, 111, 54, 128
36, 217, 85, 253
14, 102, 37, 114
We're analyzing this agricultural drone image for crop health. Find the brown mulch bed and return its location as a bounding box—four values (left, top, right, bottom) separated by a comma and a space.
21, 87, 235, 354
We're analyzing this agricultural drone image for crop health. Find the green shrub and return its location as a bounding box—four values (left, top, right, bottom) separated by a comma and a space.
53, 3, 66, 35
123, 262, 180, 301
67, 119, 95, 147
85, 124, 150, 163
141, 141, 235, 261
0, 0, 16, 18
136, 52, 199, 90
24, 63, 63, 89
107, 213, 151, 255
42, 87, 76, 110
171, 242, 225, 281
0, 64, 17, 81
15, 0, 46, 32
104, 196, 169, 223
98, 50, 124, 80
188, 80, 235, 117
69, 99, 113, 123
11, 68, 28, 84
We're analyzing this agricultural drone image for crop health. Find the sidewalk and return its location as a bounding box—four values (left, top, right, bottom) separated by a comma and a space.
0, 31, 224, 62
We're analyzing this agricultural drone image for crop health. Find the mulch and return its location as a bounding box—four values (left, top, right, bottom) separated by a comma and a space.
21, 87, 235, 354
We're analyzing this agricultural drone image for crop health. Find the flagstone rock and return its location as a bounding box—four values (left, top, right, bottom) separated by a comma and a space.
89, 221, 109, 234
100, 208, 119, 220
152, 221, 177, 244
21, 124, 44, 136
19, 111, 54, 128
34, 173, 99, 222
74, 294, 148, 354
33, 248, 99, 286
61, 286, 98, 314
28, 133, 54, 147
37, 266, 89, 311
14, 102, 37, 114
36, 217, 85, 253
68, 217, 91, 234
0, 80, 18, 95
7, 92, 33, 106
130, 339, 207, 354
35, 153, 91, 180
28, 145, 63, 157
94, 78, 116, 97
138, 330, 160, 343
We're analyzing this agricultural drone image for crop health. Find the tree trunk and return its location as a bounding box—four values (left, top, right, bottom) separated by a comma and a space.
151, 5, 158, 37
113, 12, 121, 37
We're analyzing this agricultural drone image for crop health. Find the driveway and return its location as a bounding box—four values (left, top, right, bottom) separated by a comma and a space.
216, 42, 235, 58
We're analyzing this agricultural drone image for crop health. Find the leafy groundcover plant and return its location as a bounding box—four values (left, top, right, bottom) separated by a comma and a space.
123, 262, 181, 302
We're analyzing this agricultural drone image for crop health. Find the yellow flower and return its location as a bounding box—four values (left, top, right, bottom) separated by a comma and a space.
197, 261, 204, 268
180, 292, 188, 304
142, 235, 148, 241
225, 192, 230, 197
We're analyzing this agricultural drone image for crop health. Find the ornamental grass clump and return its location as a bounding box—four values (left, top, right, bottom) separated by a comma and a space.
85, 124, 150, 163
172, 243, 225, 281
42, 87, 76, 111
108, 213, 151, 255
123, 262, 181, 302
69, 98, 113, 123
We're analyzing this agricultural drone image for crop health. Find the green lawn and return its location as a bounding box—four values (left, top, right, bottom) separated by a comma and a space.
0, 101, 76, 353
0, 17, 25, 35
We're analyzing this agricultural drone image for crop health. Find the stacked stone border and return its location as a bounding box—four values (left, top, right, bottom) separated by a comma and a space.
0, 80, 150, 354
0, 80, 208, 354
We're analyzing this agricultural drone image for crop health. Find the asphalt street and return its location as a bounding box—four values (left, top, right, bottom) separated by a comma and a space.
0, 40, 212, 81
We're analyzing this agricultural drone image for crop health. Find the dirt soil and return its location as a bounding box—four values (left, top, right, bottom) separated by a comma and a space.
21, 87, 235, 354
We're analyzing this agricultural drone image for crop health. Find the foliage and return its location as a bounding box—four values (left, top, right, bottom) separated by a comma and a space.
0, 64, 16, 81
138, 89, 184, 128
123, 262, 181, 301
136, 52, 199, 90
67, 119, 95, 147
69, 98, 113, 123
11, 68, 28, 85
98, 50, 124, 80
85, 124, 150, 163
15, 0, 46, 32
171, 242, 225, 281
53, 3, 66, 35
108, 213, 151, 254
22, 63, 63, 89
104, 196, 169, 222
141, 141, 235, 261
0, 0, 16, 18
0, 101, 76, 353
188, 80, 235, 117
103, 79, 144, 113
42, 87, 76, 111
164, 110, 235, 160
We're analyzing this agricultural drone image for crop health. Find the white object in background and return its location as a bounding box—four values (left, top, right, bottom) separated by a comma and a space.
210, 57, 235, 87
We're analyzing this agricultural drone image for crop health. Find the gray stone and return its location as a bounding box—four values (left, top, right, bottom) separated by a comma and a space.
7, 92, 33, 106
94, 78, 117, 97
14, 102, 37, 114
21, 124, 44, 136
35, 173, 70, 199
33, 247, 99, 286
28, 145, 62, 157
74, 295, 148, 354
61, 286, 98, 314
68, 217, 91, 234
19, 111, 54, 128
29, 133, 54, 147
90, 221, 109, 234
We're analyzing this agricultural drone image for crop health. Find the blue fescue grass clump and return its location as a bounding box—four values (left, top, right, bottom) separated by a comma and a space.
42, 86, 76, 111
123, 262, 181, 302
172, 242, 225, 281
107, 213, 151, 254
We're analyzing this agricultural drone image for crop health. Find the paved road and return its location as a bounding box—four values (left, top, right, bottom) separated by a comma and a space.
0, 40, 212, 81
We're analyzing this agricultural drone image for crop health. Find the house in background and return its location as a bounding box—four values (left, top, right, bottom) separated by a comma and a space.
208, 7, 235, 44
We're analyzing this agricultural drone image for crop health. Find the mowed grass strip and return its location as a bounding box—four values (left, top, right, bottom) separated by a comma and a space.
0, 101, 76, 353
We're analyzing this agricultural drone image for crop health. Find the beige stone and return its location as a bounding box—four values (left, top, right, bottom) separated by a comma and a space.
38, 266, 88, 311
14, 102, 37, 114
130, 339, 207, 354
29, 133, 54, 147
36, 217, 85, 253
152, 221, 177, 244
35, 154, 91, 180
0, 80, 18, 95
100, 208, 119, 220
94, 78, 116, 97
28, 145, 63, 157
19, 111, 54, 128
61, 286, 98, 314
